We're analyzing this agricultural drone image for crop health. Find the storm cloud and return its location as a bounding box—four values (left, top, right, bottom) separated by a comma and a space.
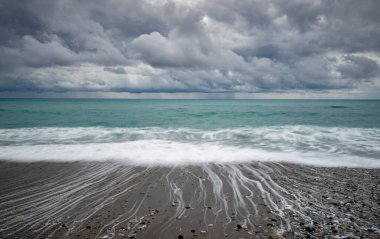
0, 0, 379, 98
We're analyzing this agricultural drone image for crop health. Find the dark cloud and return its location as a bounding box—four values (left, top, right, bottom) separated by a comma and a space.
103, 67, 126, 74
0, 0, 379, 97
336, 55, 380, 80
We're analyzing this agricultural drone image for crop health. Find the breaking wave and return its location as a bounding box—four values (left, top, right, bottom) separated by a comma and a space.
0, 126, 379, 167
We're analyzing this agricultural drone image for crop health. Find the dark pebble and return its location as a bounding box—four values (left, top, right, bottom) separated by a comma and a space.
178, 235, 184, 239
191, 229, 196, 233
86, 226, 91, 229
237, 224, 242, 230
367, 228, 376, 232
305, 226, 314, 232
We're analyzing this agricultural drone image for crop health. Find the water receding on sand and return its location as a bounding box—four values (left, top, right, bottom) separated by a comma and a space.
0, 161, 379, 238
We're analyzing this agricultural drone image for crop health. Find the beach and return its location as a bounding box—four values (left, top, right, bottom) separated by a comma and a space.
0, 99, 379, 238
1, 161, 379, 239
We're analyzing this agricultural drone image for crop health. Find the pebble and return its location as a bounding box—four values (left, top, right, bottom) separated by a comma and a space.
305, 226, 314, 232
129, 219, 138, 224
150, 209, 159, 215
268, 234, 278, 239
367, 228, 376, 232
138, 224, 147, 230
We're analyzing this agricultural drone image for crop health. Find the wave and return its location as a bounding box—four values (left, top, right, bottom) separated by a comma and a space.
0, 126, 379, 168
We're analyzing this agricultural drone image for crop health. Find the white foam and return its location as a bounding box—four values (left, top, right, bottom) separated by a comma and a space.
0, 139, 379, 168
0, 126, 379, 168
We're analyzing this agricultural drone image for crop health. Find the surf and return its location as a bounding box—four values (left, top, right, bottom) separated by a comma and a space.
0, 126, 379, 168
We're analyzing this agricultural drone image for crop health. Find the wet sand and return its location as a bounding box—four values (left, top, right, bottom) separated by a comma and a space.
0, 161, 379, 239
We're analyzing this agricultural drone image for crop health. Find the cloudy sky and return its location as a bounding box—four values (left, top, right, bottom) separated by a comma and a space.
0, 0, 380, 99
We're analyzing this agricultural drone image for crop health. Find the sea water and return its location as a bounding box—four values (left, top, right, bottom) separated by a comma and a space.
0, 99, 379, 167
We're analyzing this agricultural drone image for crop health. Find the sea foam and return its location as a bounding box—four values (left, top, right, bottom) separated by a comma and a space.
0, 126, 379, 168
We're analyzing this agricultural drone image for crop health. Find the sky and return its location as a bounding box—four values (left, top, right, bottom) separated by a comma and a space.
0, 0, 380, 99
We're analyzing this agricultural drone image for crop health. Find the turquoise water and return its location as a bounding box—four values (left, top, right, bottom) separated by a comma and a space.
0, 99, 379, 128
0, 99, 379, 167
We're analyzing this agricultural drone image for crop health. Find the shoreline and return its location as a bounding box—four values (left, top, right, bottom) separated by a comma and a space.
0, 161, 379, 238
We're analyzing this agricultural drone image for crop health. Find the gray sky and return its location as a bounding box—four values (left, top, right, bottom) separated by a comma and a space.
0, 0, 380, 99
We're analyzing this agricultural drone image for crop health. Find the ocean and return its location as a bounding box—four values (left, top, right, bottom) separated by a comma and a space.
0, 99, 379, 167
